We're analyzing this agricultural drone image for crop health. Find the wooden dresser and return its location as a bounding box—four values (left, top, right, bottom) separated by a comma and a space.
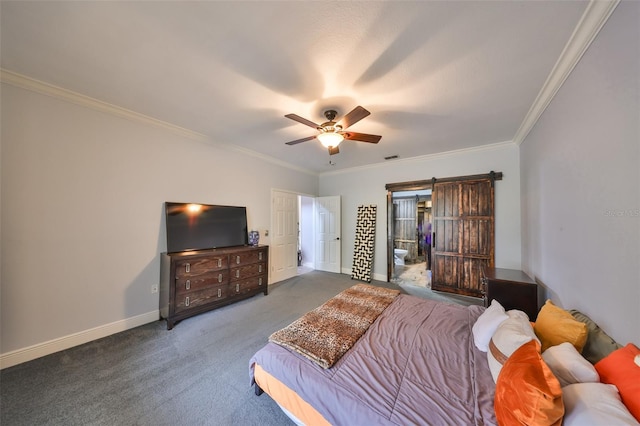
160, 245, 268, 329
481, 267, 542, 321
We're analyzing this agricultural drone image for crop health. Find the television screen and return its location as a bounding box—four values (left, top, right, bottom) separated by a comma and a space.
165, 202, 248, 253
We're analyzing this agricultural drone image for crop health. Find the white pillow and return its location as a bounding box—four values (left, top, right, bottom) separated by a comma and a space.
542, 342, 600, 387
472, 299, 508, 352
563, 383, 640, 426
487, 309, 539, 382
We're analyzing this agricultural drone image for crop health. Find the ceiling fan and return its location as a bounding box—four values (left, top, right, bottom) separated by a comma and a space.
284, 106, 382, 155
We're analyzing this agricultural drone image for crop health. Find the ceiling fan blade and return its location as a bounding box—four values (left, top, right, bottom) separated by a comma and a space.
328, 146, 340, 155
343, 132, 381, 144
284, 114, 320, 129
337, 106, 370, 129
285, 135, 317, 145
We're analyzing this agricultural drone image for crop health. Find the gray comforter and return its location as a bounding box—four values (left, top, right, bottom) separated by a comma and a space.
250, 294, 497, 425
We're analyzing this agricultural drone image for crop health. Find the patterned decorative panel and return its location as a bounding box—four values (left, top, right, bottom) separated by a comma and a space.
351, 205, 377, 282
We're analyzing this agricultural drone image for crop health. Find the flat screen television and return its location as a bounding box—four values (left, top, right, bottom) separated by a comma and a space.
165, 202, 248, 253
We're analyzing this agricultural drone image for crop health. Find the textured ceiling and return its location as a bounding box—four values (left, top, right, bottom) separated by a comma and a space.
1, 1, 590, 173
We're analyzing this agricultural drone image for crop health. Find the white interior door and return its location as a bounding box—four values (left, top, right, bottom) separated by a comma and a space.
315, 196, 341, 273
271, 190, 298, 284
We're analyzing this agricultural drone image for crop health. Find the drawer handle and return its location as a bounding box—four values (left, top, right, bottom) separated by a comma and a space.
218, 273, 223, 283
185, 296, 190, 307
236, 255, 241, 264
235, 270, 240, 278
185, 280, 191, 290
217, 258, 222, 268
258, 277, 263, 286
259, 252, 263, 260
185, 263, 190, 273
258, 265, 262, 273
236, 283, 240, 292
217, 288, 221, 298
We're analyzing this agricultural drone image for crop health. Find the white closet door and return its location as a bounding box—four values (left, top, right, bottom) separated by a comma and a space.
315, 196, 341, 273
270, 190, 299, 284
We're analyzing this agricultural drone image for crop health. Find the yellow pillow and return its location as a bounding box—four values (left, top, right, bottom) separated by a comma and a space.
494, 340, 564, 426
534, 300, 587, 352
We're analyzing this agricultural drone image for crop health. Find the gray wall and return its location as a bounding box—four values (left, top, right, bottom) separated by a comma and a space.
520, 1, 639, 345
0, 83, 318, 360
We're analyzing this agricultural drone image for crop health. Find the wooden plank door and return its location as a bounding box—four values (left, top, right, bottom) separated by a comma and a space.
393, 198, 418, 261
431, 177, 494, 297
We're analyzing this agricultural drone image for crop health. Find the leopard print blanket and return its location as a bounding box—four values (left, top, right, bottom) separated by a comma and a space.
269, 284, 400, 369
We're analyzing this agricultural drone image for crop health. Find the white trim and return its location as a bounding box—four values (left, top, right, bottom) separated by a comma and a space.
0, 69, 209, 142
340, 267, 386, 283
0, 69, 317, 177
372, 272, 387, 282
513, 0, 620, 145
320, 140, 517, 177
0, 310, 160, 370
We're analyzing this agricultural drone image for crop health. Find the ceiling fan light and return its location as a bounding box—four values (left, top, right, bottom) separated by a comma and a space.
317, 131, 344, 148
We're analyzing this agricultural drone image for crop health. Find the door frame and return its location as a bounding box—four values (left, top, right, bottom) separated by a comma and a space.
270, 189, 340, 283
385, 173, 501, 283
385, 179, 433, 281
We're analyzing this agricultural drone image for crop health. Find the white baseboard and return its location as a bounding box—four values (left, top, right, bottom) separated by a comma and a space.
372, 272, 388, 282
0, 310, 160, 370
340, 267, 387, 283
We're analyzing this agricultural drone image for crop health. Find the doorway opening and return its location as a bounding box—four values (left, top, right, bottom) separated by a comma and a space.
391, 189, 432, 288
385, 179, 433, 288
270, 190, 341, 285
296, 194, 342, 277
298, 195, 315, 275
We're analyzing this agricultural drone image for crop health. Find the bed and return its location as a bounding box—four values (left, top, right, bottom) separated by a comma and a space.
250, 284, 640, 426
249, 284, 496, 425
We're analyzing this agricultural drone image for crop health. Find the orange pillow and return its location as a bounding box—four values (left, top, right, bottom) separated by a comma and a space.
534, 300, 588, 352
494, 340, 564, 426
595, 343, 640, 422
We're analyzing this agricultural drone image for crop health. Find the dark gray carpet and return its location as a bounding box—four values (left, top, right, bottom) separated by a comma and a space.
0, 271, 480, 426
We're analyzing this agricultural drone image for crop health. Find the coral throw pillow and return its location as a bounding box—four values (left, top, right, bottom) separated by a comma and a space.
595, 343, 640, 422
494, 340, 564, 426
534, 300, 587, 352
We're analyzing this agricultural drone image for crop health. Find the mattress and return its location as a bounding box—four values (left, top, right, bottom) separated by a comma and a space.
250, 294, 497, 425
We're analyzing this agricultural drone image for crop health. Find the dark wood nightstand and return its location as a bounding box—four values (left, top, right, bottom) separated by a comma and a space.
482, 267, 542, 320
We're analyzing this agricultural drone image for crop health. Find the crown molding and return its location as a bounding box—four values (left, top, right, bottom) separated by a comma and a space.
0, 69, 318, 177
0, 69, 211, 142
513, 0, 620, 145
320, 140, 517, 177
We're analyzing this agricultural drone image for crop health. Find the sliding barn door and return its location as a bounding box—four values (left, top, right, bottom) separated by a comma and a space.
431, 176, 495, 297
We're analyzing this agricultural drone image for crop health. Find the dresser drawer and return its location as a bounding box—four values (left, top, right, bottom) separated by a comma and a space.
230, 275, 267, 295
228, 249, 267, 267
230, 262, 266, 281
174, 284, 229, 313
175, 270, 229, 295
175, 256, 228, 277
161, 246, 269, 329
